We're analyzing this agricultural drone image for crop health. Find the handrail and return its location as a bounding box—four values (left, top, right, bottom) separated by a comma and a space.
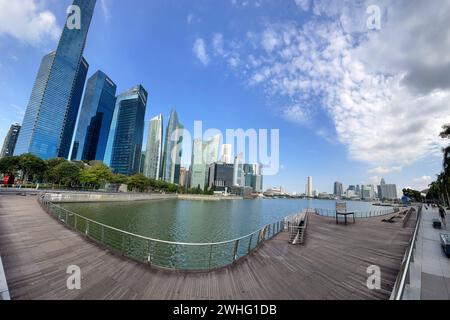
390, 205, 422, 300
37, 192, 290, 271
39, 193, 286, 247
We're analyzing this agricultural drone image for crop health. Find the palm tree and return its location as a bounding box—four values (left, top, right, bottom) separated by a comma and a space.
440, 125, 450, 206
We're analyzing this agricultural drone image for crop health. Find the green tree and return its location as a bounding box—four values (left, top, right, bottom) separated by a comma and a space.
127, 174, 150, 192
440, 124, 450, 206
45, 158, 68, 183
0, 156, 20, 175
111, 174, 129, 185
80, 164, 113, 189
18, 153, 47, 182
52, 162, 82, 187
402, 188, 423, 202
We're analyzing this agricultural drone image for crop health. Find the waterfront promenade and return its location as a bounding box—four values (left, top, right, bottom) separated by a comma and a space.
0, 194, 414, 300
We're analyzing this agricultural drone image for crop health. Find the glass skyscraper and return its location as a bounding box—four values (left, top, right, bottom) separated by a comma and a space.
0, 123, 21, 159
143, 114, 164, 180
104, 85, 148, 176
161, 109, 184, 184
14, 0, 96, 160
71, 71, 117, 161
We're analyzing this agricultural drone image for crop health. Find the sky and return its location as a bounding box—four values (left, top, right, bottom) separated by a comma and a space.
0, 0, 449, 194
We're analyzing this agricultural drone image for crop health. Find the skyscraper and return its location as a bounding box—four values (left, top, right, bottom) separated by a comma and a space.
190, 138, 206, 189
143, 114, 164, 180
220, 144, 232, 164
306, 177, 313, 197
104, 85, 148, 176
233, 154, 244, 186
334, 182, 343, 197
71, 71, 117, 161
0, 123, 21, 159
15, 0, 97, 160
161, 109, 184, 184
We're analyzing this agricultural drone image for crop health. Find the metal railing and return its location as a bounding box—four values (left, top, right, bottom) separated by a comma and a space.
38, 193, 287, 271
390, 205, 422, 300
313, 207, 397, 218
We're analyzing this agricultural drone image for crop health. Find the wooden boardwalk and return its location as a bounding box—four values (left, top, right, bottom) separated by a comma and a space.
0, 195, 414, 300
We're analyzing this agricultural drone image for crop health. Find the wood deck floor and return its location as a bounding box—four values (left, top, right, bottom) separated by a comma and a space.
0, 194, 414, 300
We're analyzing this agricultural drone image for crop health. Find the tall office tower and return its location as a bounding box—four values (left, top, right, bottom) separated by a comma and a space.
190, 138, 206, 189
104, 85, 148, 176
14, 0, 97, 159
0, 123, 21, 159
161, 109, 184, 184
203, 135, 220, 165
378, 178, 398, 200
233, 154, 244, 186
179, 167, 188, 188
208, 163, 234, 192
71, 71, 117, 161
143, 114, 164, 180
334, 182, 344, 197
306, 176, 313, 197
221, 144, 232, 164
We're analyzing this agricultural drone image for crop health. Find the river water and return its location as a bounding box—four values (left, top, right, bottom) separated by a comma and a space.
61, 199, 389, 243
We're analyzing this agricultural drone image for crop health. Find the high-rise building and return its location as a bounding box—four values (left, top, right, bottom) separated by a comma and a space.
190, 138, 206, 190
15, 0, 97, 160
0, 123, 21, 159
233, 154, 244, 186
143, 114, 164, 180
179, 167, 188, 188
334, 182, 343, 197
377, 178, 398, 200
306, 176, 313, 197
161, 109, 184, 184
203, 135, 220, 166
104, 85, 148, 176
221, 144, 232, 164
71, 71, 117, 161
208, 163, 234, 192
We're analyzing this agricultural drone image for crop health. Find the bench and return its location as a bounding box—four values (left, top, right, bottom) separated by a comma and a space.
336, 202, 355, 225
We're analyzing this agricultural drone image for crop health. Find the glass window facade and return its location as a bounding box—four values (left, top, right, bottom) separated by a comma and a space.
104, 85, 148, 176
14, 0, 97, 160
161, 109, 184, 184
71, 71, 117, 161
0, 123, 21, 158
143, 114, 163, 180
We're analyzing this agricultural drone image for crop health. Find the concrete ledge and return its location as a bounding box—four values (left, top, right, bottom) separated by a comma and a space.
0, 256, 10, 300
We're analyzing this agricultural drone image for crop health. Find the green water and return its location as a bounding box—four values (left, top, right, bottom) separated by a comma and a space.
59, 199, 387, 270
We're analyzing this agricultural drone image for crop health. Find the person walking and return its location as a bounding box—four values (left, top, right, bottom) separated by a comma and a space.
439, 206, 447, 226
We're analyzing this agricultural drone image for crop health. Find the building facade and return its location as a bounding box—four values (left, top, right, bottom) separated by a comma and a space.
221, 144, 232, 164
104, 85, 148, 176
334, 182, 344, 197
143, 114, 163, 180
15, 0, 96, 159
190, 138, 206, 190
306, 176, 313, 197
0, 123, 21, 159
161, 109, 183, 184
71, 71, 117, 161
208, 163, 234, 192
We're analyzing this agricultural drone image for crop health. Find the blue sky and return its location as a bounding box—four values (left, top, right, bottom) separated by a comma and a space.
0, 0, 449, 194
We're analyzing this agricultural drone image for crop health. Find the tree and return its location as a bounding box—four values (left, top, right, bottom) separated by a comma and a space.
45, 158, 68, 183
127, 174, 150, 192
440, 124, 450, 206
0, 156, 20, 175
402, 188, 423, 202
18, 153, 47, 182
52, 162, 82, 187
111, 174, 129, 185
79, 164, 113, 189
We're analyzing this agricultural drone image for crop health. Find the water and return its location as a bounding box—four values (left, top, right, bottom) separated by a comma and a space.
61, 199, 386, 243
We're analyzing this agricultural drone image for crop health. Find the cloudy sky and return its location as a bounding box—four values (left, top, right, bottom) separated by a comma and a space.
0, 0, 448, 193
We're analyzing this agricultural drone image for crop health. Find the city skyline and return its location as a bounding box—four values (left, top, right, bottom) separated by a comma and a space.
0, 0, 447, 193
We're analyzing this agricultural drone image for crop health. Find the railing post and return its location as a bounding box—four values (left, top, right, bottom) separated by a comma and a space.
147, 240, 152, 266
74, 214, 78, 230
122, 234, 126, 255
208, 244, 213, 271
233, 240, 239, 262
86, 220, 89, 235
248, 234, 253, 254
101, 225, 105, 242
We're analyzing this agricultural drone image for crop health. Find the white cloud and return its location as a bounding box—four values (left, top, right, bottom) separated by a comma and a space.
100, 0, 112, 22
193, 38, 209, 66
215, 0, 450, 168
412, 176, 433, 191
281, 105, 309, 124
369, 166, 403, 175
0, 0, 60, 45
294, 0, 310, 11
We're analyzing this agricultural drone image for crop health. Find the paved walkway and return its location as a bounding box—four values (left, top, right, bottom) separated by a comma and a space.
404, 206, 450, 300
0, 195, 414, 300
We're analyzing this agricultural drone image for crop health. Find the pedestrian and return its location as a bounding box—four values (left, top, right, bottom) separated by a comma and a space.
439, 207, 447, 226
